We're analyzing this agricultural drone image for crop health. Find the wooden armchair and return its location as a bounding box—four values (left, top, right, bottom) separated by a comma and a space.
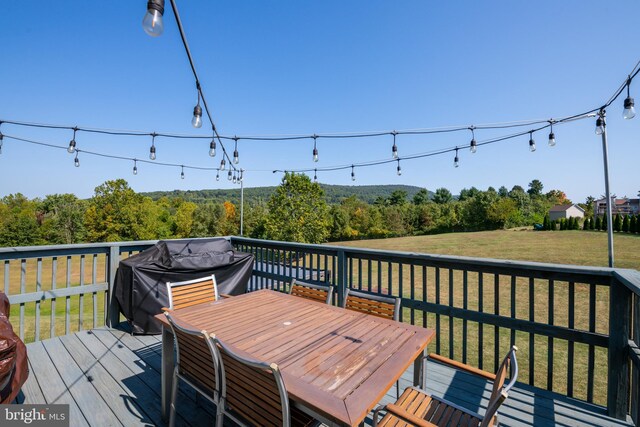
373, 346, 518, 427
165, 274, 219, 310
289, 279, 333, 305
163, 312, 220, 427
211, 337, 318, 427
342, 289, 401, 321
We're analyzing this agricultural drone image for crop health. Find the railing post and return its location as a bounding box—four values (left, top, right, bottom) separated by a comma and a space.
608, 278, 631, 419
336, 249, 347, 307
106, 245, 121, 327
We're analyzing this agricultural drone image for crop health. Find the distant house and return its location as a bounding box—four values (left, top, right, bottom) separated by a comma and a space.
549, 204, 585, 221
593, 197, 640, 216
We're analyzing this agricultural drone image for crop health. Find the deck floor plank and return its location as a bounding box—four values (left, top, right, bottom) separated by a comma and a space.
41, 337, 122, 426
58, 333, 155, 427
26, 341, 89, 427
23, 326, 634, 427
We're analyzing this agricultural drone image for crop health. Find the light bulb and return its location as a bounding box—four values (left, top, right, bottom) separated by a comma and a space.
529, 137, 536, 152
181, 168, 185, 179
392, 144, 398, 159
548, 132, 556, 147
313, 147, 318, 162
233, 150, 239, 164
623, 96, 636, 120
595, 118, 604, 135
220, 159, 225, 171
313, 174, 317, 183
192, 105, 203, 128
351, 171, 355, 181
397, 165, 402, 176
74, 156, 80, 168
216, 171, 220, 181
133, 164, 138, 175
470, 139, 477, 154
209, 140, 216, 157
454, 155, 459, 168
233, 174, 237, 184
149, 145, 156, 160
67, 139, 76, 154
227, 170, 232, 181
239, 171, 244, 182
0, 134, 3, 155
142, 0, 164, 37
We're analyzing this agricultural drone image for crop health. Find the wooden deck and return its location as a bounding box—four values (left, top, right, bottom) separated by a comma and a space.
21, 325, 633, 427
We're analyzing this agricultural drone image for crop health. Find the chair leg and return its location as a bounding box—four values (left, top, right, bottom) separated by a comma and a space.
169, 368, 179, 427
215, 397, 225, 427
396, 380, 400, 400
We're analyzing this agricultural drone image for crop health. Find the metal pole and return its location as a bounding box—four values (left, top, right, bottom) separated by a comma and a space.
240, 169, 244, 236
599, 110, 615, 267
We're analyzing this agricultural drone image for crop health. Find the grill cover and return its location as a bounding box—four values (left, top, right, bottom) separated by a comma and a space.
114, 238, 254, 334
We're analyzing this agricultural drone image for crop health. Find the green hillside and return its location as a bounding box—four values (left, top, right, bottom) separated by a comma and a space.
142, 184, 429, 205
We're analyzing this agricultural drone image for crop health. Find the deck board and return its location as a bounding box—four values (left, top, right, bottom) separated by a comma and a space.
22, 325, 634, 427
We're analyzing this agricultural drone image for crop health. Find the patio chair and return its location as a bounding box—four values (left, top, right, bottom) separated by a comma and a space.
165, 274, 219, 310
342, 288, 401, 321
289, 279, 333, 305
373, 345, 518, 427
163, 312, 220, 427
211, 337, 318, 427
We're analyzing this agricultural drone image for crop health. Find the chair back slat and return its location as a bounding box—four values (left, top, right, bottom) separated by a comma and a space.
289, 280, 333, 305
481, 346, 518, 427
164, 313, 219, 399
167, 274, 219, 310
343, 289, 400, 321
214, 339, 291, 427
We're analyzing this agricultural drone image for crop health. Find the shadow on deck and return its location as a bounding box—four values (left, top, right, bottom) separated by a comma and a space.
21, 325, 633, 427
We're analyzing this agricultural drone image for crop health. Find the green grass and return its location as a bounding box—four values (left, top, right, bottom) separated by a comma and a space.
331, 229, 640, 269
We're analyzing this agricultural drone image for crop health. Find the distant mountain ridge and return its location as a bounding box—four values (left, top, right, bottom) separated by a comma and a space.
141, 184, 429, 205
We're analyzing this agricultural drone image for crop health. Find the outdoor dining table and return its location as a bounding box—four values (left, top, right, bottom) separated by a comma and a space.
155, 288, 435, 426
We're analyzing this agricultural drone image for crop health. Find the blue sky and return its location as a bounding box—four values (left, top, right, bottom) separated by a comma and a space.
1, 1, 639, 202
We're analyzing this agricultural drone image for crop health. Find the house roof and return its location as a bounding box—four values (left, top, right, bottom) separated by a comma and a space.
549, 204, 585, 213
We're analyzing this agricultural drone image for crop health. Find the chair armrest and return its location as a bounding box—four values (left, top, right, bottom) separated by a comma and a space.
386, 404, 437, 427
427, 353, 496, 381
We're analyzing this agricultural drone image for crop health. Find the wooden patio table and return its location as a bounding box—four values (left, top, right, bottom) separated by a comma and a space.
155, 289, 435, 426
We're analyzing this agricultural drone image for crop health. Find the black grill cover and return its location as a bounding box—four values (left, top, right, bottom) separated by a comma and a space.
114, 238, 254, 334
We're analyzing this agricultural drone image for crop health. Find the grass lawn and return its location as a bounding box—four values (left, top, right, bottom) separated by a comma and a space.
330, 229, 640, 269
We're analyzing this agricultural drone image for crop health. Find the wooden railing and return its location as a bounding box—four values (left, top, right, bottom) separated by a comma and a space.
1, 237, 638, 424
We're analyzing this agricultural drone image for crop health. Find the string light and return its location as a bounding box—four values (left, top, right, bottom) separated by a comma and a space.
595, 116, 605, 135
313, 168, 318, 182
232, 172, 237, 184
469, 126, 477, 153
74, 151, 80, 167
623, 76, 636, 120
312, 134, 318, 162
0, 123, 3, 155
220, 158, 225, 171
133, 159, 138, 175
351, 165, 355, 181
396, 159, 402, 176
227, 170, 232, 181
180, 165, 185, 179
548, 120, 556, 147
142, 0, 164, 37
192, 90, 203, 128
149, 133, 157, 160
529, 131, 536, 152
283, 171, 287, 185
391, 131, 398, 159
454, 148, 459, 167
209, 137, 216, 157
216, 170, 219, 181
239, 169, 244, 182
233, 137, 239, 164
67, 127, 77, 154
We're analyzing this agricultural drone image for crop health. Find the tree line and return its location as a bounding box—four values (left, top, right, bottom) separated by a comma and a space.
0, 176, 596, 246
